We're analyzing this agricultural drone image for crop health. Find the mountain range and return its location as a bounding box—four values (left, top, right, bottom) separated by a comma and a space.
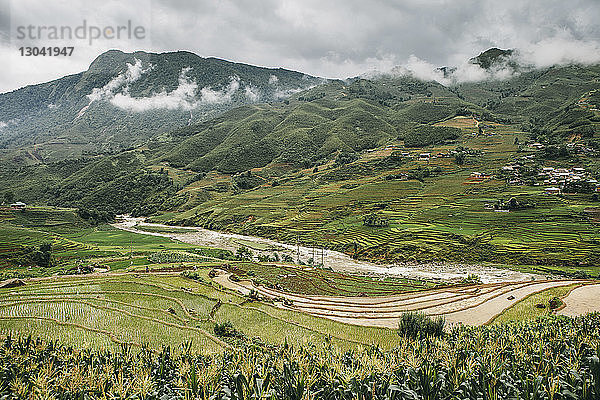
0, 48, 598, 218
0, 50, 321, 163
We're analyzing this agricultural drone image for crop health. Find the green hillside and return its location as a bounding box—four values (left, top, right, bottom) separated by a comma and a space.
1, 52, 599, 272
0, 50, 321, 162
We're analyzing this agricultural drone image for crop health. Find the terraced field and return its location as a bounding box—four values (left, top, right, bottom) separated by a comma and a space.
0, 272, 408, 353
212, 270, 590, 327
149, 117, 600, 272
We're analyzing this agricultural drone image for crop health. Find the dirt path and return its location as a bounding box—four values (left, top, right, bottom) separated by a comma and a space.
210, 269, 583, 327
113, 216, 542, 283
558, 284, 600, 317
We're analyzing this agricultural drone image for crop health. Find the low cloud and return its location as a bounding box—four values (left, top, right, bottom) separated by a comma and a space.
268, 74, 279, 84
378, 52, 518, 86
274, 86, 313, 99
517, 35, 600, 68
86, 60, 243, 112
198, 76, 240, 105
244, 85, 260, 102
110, 67, 200, 111
87, 58, 149, 103
0, 119, 19, 132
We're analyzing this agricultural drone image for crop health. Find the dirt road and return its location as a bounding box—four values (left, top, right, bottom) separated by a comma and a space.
210, 269, 584, 327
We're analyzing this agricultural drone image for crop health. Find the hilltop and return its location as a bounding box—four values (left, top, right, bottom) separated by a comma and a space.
0, 49, 599, 271
0, 50, 321, 162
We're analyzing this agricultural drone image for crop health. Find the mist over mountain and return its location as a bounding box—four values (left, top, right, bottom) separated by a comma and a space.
0, 50, 321, 162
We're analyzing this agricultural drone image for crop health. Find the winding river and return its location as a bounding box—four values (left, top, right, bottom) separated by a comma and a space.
113, 216, 542, 283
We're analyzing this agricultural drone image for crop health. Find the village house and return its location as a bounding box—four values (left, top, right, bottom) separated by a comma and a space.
10, 202, 26, 210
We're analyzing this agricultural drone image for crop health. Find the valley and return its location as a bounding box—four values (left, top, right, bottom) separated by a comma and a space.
1, 47, 600, 399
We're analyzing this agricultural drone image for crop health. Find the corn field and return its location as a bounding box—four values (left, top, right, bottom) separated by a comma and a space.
1, 313, 600, 399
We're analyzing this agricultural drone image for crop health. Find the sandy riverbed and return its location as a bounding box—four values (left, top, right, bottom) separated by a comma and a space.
113, 216, 542, 283
558, 284, 600, 317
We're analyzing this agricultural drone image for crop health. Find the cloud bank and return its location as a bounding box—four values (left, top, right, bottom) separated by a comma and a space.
86, 60, 249, 112
1, 0, 600, 92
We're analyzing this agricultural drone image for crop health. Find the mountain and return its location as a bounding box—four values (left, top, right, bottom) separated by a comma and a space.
0, 49, 598, 219
160, 77, 471, 173
469, 47, 516, 70
0, 50, 322, 163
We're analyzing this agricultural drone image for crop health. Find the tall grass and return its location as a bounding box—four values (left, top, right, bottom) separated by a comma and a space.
398, 311, 445, 339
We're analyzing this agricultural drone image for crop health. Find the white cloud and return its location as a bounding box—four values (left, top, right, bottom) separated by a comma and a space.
87, 64, 242, 112
87, 58, 149, 103
199, 75, 240, 105
0, 121, 7, 131
517, 35, 600, 68
1, 0, 599, 93
273, 87, 305, 99
244, 85, 260, 102
110, 67, 199, 111
268, 74, 279, 84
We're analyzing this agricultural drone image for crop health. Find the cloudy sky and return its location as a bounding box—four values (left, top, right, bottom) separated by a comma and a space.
0, 0, 599, 93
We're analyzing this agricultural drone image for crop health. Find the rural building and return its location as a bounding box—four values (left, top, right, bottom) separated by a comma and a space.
10, 202, 26, 210
545, 187, 561, 195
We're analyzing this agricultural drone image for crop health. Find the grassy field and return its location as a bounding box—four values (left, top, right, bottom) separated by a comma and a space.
151, 118, 600, 274
491, 283, 582, 324
0, 272, 407, 353
0, 207, 228, 277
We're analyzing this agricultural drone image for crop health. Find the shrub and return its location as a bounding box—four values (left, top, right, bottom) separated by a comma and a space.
213, 321, 244, 338
461, 274, 482, 285
363, 213, 389, 227
549, 296, 564, 310
334, 151, 359, 166
398, 311, 445, 339
235, 246, 254, 261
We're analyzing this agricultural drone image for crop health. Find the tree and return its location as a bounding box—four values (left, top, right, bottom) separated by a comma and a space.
32, 243, 53, 268
3, 191, 14, 204
454, 152, 466, 165
235, 246, 254, 261
363, 213, 389, 227
335, 151, 359, 166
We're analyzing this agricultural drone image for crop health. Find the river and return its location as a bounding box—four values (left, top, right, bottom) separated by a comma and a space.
112, 216, 542, 283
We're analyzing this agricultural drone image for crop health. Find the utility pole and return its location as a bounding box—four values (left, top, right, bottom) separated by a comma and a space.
296, 234, 300, 263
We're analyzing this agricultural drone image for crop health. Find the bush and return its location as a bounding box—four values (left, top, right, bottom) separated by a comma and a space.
213, 321, 244, 338
549, 296, 564, 310
363, 213, 389, 227
461, 274, 482, 285
235, 246, 254, 261
334, 151, 359, 166
398, 311, 445, 339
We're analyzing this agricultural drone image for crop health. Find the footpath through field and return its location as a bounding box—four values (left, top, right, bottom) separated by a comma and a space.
211, 269, 586, 327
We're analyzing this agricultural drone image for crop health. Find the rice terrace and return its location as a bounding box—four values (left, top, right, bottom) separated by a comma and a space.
2, 2, 600, 398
